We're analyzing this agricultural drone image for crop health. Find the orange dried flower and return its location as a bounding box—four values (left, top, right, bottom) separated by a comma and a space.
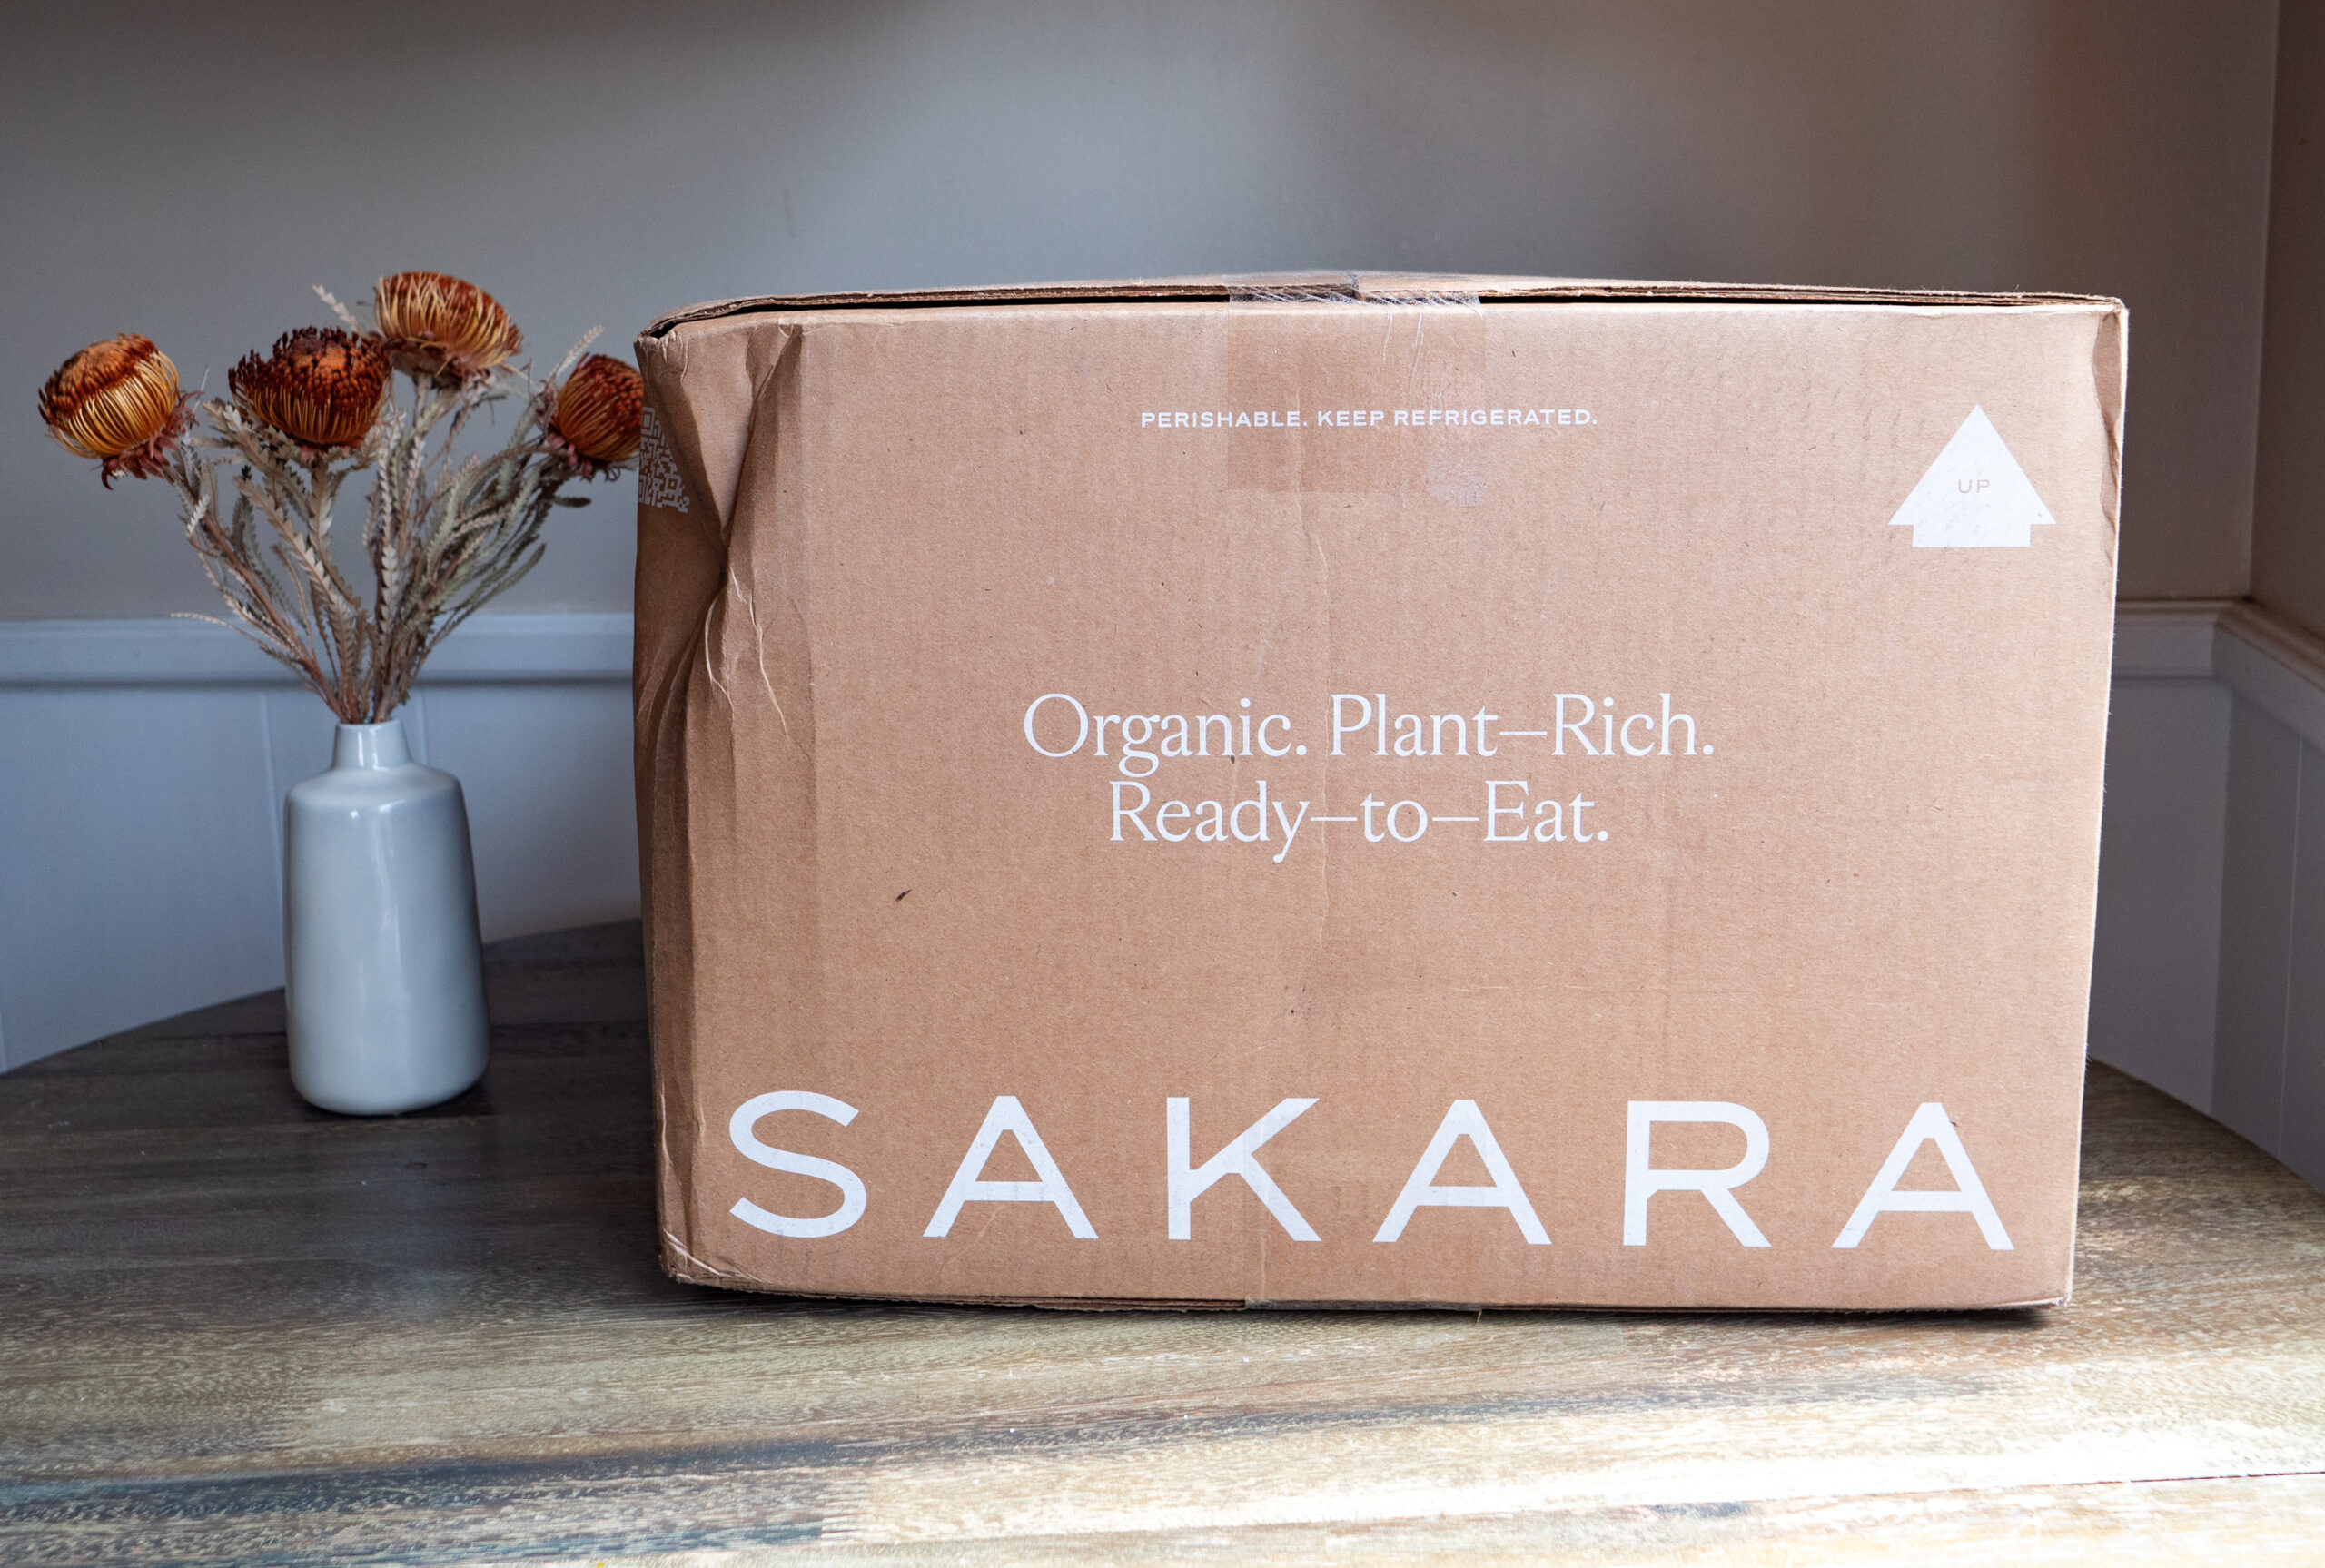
229, 328, 389, 451
374, 271, 521, 383
38, 333, 191, 486
546, 354, 643, 472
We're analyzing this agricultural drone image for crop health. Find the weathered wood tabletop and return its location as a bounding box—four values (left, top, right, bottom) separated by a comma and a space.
5, 922, 2325, 1565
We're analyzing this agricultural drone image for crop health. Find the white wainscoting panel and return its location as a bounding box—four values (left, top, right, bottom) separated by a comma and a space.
421, 683, 642, 941
0, 685, 287, 1068
2284, 753, 2325, 1183
2088, 674, 2231, 1111
0, 615, 635, 1070
2208, 610, 2325, 1189
2211, 695, 2304, 1144
2095, 601, 2325, 1190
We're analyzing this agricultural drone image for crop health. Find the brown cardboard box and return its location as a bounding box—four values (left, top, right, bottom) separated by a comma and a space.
634, 275, 2125, 1310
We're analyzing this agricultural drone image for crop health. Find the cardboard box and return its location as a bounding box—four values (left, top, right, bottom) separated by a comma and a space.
634, 275, 2125, 1310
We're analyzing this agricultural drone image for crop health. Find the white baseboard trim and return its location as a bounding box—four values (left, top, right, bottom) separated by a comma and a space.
2216, 604, 2325, 753
2111, 598, 2233, 678
14, 602, 2304, 703
2114, 598, 2325, 749
0, 612, 634, 686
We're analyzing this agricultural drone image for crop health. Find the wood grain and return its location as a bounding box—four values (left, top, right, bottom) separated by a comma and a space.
4, 921, 2322, 1563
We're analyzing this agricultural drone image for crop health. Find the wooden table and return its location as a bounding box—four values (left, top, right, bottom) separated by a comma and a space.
5, 922, 2325, 1564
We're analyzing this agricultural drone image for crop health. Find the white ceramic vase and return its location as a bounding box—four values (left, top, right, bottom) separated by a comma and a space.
283, 719, 490, 1115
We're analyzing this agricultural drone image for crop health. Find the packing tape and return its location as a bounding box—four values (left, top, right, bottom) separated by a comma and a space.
1225, 272, 1483, 311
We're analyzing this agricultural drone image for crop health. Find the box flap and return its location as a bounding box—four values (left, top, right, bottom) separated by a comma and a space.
647, 272, 2121, 338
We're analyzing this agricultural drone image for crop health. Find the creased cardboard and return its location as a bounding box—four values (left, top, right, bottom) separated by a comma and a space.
634, 275, 2127, 1310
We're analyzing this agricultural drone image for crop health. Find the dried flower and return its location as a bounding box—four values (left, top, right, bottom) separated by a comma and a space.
546, 354, 643, 472
38, 276, 617, 725
229, 328, 388, 450
374, 271, 522, 384
38, 334, 191, 486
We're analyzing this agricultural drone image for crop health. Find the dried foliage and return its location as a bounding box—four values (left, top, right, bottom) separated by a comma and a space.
39, 278, 641, 723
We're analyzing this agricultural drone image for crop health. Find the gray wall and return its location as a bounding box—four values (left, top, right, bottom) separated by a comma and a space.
0, 0, 2280, 618
2256, 0, 2325, 640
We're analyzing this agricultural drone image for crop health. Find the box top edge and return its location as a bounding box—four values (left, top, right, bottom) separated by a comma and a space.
643, 273, 2124, 338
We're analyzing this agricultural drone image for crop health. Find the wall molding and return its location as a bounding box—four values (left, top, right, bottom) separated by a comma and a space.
0, 612, 634, 687
2216, 604, 2325, 753
2115, 597, 2325, 748
14, 601, 2309, 703
2112, 598, 2236, 678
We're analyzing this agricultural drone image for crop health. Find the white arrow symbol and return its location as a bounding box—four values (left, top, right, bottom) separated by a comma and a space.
1888, 406, 2056, 547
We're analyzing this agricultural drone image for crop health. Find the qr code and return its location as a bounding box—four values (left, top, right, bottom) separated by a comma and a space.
638, 406, 691, 513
